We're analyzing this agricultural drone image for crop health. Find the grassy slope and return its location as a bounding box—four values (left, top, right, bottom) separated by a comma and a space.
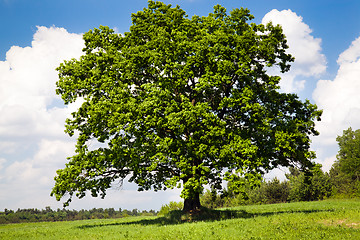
0, 199, 359, 239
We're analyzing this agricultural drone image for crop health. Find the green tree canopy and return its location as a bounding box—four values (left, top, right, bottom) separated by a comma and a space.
330, 127, 360, 196
51, 1, 322, 212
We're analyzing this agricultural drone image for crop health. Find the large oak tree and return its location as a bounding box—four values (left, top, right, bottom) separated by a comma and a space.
51, 1, 322, 212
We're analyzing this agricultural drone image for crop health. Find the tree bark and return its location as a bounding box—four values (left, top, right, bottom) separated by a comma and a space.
183, 192, 201, 213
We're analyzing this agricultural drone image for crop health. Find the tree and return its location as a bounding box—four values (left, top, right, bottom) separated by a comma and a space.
330, 127, 360, 196
286, 164, 332, 201
51, 1, 322, 212
262, 177, 290, 204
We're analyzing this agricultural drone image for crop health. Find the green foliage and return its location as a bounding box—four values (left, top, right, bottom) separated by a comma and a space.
330, 127, 360, 197
225, 171, 262, 197
1, 200, 360, 239
287, 164, 332, 202
158, 201, 184, 216
52, 0, 322, 209
227, 177, 290, 205
201, 176, 290, 208
262, 177, 290, 203
200, 189, 228, 209
201, 164, 332, 209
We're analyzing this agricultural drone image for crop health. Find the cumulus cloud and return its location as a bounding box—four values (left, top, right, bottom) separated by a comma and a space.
338, 37, 360, 64
0, 26, 84, 209
0, 26, 84, 140
0, 139, 77, 208
312, 35, 360, 171
262, 9, 327, 93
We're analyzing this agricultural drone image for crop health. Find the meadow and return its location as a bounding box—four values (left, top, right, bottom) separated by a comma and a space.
1, 199, 359, 239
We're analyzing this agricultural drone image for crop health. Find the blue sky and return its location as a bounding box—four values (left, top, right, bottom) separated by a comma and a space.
2, 0, 360, 68
1, 0, 360, 211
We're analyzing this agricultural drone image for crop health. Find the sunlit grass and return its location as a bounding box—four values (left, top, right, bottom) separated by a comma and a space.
1, 199, 359, 239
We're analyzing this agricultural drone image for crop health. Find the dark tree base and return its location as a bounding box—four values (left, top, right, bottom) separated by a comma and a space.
183, 193, 201, 213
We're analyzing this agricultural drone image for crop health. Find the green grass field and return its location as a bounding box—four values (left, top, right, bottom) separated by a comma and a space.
1, 199, 359, 239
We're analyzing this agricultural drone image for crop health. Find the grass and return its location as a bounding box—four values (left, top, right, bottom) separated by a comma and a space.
1, 199, 359, 239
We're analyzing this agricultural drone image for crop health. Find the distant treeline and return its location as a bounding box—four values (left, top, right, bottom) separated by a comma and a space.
0, 207, 157, 224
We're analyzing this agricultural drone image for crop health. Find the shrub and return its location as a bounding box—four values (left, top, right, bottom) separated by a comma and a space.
158, 201, 184, 216
263, 177, 290, 203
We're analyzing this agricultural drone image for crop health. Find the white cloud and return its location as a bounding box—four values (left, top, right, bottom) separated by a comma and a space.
262, 9, 327, 93
1, 26, 83, 102
0, 26, 84, 210
312, 35, 360, 171
0, 26, 84, 140
322, 155, 337, 173
0, 158, 5, 170
338, 37, 360, 64
3, 139, 75, 189
0, 141, 16, 154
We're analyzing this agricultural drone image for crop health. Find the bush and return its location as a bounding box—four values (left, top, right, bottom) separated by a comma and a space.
200, 189, 226, 209
200, 177, 289, 208
262, 178, 290, 203
158, 201, 183, 216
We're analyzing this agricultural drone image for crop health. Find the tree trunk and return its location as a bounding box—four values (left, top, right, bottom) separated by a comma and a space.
183, 192, 201, 213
